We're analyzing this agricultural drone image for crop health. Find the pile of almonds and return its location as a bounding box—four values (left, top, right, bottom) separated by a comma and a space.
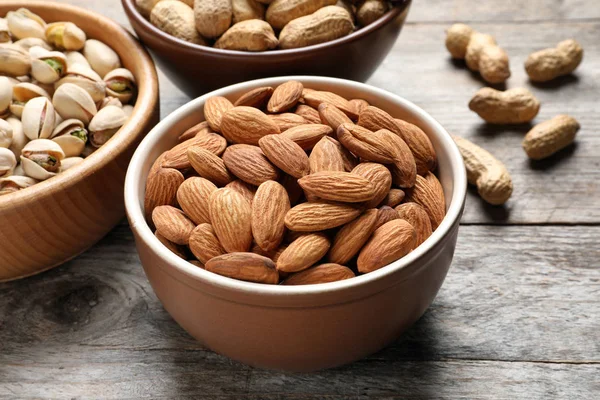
139, 0, 395, 51
146, 80, 445, 285
0, 8, 137, 196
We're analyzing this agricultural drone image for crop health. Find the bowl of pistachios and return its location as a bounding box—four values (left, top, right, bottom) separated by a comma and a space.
0, 1, 159, 281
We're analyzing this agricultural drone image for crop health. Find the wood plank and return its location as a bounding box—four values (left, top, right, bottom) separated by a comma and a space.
1, 224, 598, 398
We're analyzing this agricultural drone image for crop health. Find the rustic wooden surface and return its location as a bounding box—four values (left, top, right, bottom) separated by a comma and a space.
1, 0, 599, 398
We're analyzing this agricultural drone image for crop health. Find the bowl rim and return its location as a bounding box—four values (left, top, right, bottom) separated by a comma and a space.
125, 76, 467, 297
0, 1, 158, 211
121, 0, 411, 57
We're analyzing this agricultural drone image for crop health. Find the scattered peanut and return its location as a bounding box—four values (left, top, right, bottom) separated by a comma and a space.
469, 87, 540, 124
525, 39, 584, 82
522, 115, 580, 160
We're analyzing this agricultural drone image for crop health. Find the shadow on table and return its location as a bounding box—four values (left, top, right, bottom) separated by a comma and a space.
448, 58, 507, 90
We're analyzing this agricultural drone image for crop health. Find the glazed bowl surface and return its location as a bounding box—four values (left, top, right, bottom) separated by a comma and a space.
0, 1, 159, 281
125, 76, 466, 372
121, 0, 412, 97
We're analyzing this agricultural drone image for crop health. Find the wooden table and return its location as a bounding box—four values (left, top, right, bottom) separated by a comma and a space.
1, 1, 599, 398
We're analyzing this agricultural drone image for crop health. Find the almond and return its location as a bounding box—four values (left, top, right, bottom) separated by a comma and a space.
285, 202, 361, 231
205, 252, 279, 284
152, 205, 196, 245
220, 106, 280, 145
187, 146, 233, 186
204, 96, 234, 132
252, 243, 288, 264
148, 152, 168, 181
298, 171, 376, 203
374, 205, 399, 230
155, 232, 187, 259
309, 136, 345, 173
268, 112, 306, 132
234, 86, 274, 108
383, 129, 417, 188
303, 90, 358, 120
336, 123, 396, 164
381, 188, 405, 207
349, 98, 369, 115
177, 177, 217, 225
162, 133, 227, 169
225, 179, 257, 205
252, 180, 290, 252
282, 124, 332, 150
406, 173, 445, 230
267, 80, 303, 113
280, 173, 304, 206
276, 233, 331, 272
222, 144, 280, 185
295, 104, 322, 124
189, 223, 227, 264
395, 202, 433, 248
318, 102, 352, 132
258, 134, 310, 178
144, 167, 184, 220
328, 208, 378, 264
351, 162, 392, 208
178, 121, 210, 142
328, 136, 358, 171
209, 188, 253, 252
357, 219, 416, 273
282, 263, 355, 285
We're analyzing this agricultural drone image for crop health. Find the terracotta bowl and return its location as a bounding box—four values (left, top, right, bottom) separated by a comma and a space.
121, 0, 412, 97
0, 1, 159, 281
125, 76, 467, 372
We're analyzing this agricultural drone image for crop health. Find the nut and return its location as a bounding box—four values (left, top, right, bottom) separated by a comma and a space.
298, 170, 376, 202
395, 202, 432, 248
104, 68, 136, 104
0, 147, 17, 178
20, 138, 65, 181
215, 19, 278, 51
266, 0, 337, 30
21, 96, 56, 140
258, 134, 310, 178
469, 87, 540, 124
525, 39, 583, 82
357, 219, 415, 273
6, 9, 46, 40
193, 0, 233, 39
276, 233, 331, 272
282, 263, 355, 285
83, 39, 121, 78
252, 180, 290, 252
356, 0, 388, 26
151, 0, 208, 45
52, 82, 97, 125
209, 188, 253, 252
328, 208, 378, 264
88, 105, 127, 147
279, 6, 354, 49
285, 201, 361, 231
45, 22, 86, 51
522, 115, 580, 160
222, 144, 280, 186
232, 0, 265, 24
205, 252, 279, 284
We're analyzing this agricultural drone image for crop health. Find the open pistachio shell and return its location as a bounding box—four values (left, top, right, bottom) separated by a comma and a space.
22, 96, 56, 140
55, 63, 105, 103
0, 44, 31, 76
7, 117, 27, 159
83, 39, 121, 78
52, 82, 97, 124
31, 49, 67, 84
6, 9, 46, 40
88, 105, 126, 147
20, 138, 65, 180
52, 119, 87, 157
46, 22, 86, 51
0, 175, 38, 195
14, 37, 52, 51
0, 147, 17, 177
53, 134, 86, 157
98, 96, 122, 110
0, 118, 13, 148
103, 68, 135, 104
0, 18, 10, 43
12, 81, 50, 102
64, 51, 90, 69
0, 77, 12, 117
60, 156, 84, 171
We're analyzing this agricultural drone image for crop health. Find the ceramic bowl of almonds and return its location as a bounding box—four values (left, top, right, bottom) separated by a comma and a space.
0, 1, 159, 281
125, 76, 466, 371
122, 0, 411, 96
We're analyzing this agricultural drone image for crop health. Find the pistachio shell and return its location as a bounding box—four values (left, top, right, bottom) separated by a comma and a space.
103, 68, 136, 104
0, 76, 12, 116
0, 18, 10, 43
12, 163, 25, 176
22, 96, 56, 140
9, 103, 24, 118
64, 51, 90, 69
98, 96, 122, 110
55, 63, 106, 103
52, 119, 87, 157
51, 118, 84, 138
0, 118, 13, 148
21, 138, 65, 180
0, 44, 31, 76
14, 37, 52, 51
7, 117, 27, 158
45, 22, 86, 51
88, 105, 127, 147
0, 175, 37, 195
12, 81, 50, 102
32, 80, 55, 97
52, 82, 97, 124
0, 147, 17, 177
6, 9, 46, 40
31, 49, 67, 84
83, 39, 121, 78
21, 156, 55, 180
122, 104, 134, 117
60, 156, 84, 171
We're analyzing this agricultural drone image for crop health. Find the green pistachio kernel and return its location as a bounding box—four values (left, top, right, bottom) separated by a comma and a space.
70, 128, 88, 142
44, 58, 64, 75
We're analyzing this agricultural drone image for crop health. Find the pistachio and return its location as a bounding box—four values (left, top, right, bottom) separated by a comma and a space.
64, 51, 90, 69
88, 105, 126, 147
0, 175, 37, 195
122, 104, 134, 117
20, 138, 65, 180
0, 147, 17, 177
0, 76, 12, 117
51, 118, 87, 157
52, 82, 97, 125
22, 96, 55, 140
0, 118, 13, 148
45, 22, 86, 51
55, 63, 106, 103
83, 39, 121, 78
13, 81, 50, 102
6, 117, 27, 159
103, 68, 135, 104
0, 44, 31, 76
98, 96, 123, 110
31, 48, 68, 84
12, 163, 25, 176
60, 156, 84, 171
0, 17, 10, 43
31, 80, 55, 97
6, 9, 46, 40
14, 37, 52, 51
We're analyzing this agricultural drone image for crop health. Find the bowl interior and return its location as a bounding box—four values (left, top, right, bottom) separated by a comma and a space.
125, 76, 466, 297
0, 1, 157, 210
